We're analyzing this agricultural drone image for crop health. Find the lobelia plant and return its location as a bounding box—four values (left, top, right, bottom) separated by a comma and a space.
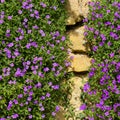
79, 0, 120, 120
0, 0, 73, 119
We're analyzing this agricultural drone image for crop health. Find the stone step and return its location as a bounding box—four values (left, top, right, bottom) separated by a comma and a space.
68, 53, 91, 72
67, 26, 90, 52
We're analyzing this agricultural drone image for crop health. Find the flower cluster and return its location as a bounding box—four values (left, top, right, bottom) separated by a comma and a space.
0, 0, 71, 119
80, 1, 120, 120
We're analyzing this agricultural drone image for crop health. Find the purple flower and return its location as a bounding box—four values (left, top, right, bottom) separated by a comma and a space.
40, 96, 45, 100
12, 114, 19, 119
0, 118, 6, 120
18, 10, 22, 14
116, 74, 120, 83
28, 108, 32, 112
13, 99, 18, 104
83, 82, 90, 92
18, 94, 23, 98
52, 112, 56, 116
92, 46, 98, 52
52, 62, 59, 67
0, 75, 2, 80
28, 115, 32, 119
7, 42, 14, 48
1, 0, 5, 3
0, 19, 4, 24
104, 111, 109, 116
8, 16, 12, 20
55, 106, 60, 112
107, 41, 112, 46
43, 67, 49, 72
61, 36, 65, 41
104, 21, 111, 26
110, 32, 119, 40
40, 107, 45, 111
46, 93, 50, 97
116, 25, 120, 31
40, 2, 46, 8
80, 104, 87, 110
47, 21, 51, 25
89, 71, 94, 78
39, 30, 45, 36
46, 15, 50, 19
41, 114, 45, 118
107, 10, 110, 13
109, 52, 114, 58
52, 85, 59, 90
88, 117, 94, 120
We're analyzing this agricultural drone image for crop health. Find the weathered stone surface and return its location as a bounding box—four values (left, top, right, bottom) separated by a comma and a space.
68, 53, 91, 72
67, 26, 90, 52
69, 75, 88, 115
79, 0, 91, 18
65, 0, 82, 25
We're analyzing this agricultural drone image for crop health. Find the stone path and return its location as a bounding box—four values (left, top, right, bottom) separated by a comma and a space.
56, 0, 91, 119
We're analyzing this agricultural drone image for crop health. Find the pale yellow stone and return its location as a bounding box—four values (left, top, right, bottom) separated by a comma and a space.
68, 53, 91, 72
66, 0, 82, 25
68, 26, 90, 52
79, 0, 92, 18
69, 75, 88, 115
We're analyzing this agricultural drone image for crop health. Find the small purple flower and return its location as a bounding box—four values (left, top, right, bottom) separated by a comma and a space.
12, 114, 19, 119
0, 75, 2, 80
92, 46, 98, 52
28, 108, 32, 112
107, 41, 112, 46
1, 0, 5, 3
41, 114, 45, 118
116, 74, 120, 83
109, 52, 114, 58
52, 112, 56, 116
61, 36, 66, 41
43, 67, 49, 72
55, 106, 60, 112
80, 104, 87, 110
40, 96, 45, 100
46, 93, 50, 97
39, 30, 45, 37
40, 2, 46, 8
40, 107, 45, 111
46, 15, 50, 19
28, 115, 32, 119
7, 42, 14, 48
107, 10, 110, 13
18, 10, 22, 14
8, 16, 12, 20
0, 19, 4, 24
18, 94, 23, 98
52, 85, 59, 90
83, 82, 90, 92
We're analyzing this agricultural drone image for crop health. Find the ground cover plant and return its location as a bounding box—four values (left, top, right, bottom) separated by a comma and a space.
79, 0, 120, 120
0, 0, 72, 119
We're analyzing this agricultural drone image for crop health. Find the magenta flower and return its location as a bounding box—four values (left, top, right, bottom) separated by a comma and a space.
28, 115, 32, 119
12, 114, 19, 119
80, 104, 87, 110
8, 16, 12, 20
1, 0, 5, 3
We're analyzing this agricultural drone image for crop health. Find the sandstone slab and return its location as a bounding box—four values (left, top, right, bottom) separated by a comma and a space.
65, 0, 82, 25
79, 0, 91, 18
67, 26, 90, 52
68, 53, 91, 72
69, 75, 88, 115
